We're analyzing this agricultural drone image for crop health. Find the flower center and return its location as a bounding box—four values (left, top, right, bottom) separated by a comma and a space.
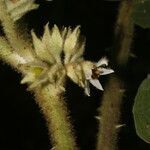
91, 68, 103, 79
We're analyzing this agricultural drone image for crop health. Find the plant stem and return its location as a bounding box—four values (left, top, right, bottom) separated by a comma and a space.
97, 76, 124, 150
113, 0, 134, 66
0, 0, 33, 60
97, 75, 124, 150
34, 84, 78, 150
96, 0, 134, 150
0, 37, 26, 72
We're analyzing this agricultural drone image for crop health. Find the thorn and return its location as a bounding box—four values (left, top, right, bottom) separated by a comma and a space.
95, 116, 101, 121
119, 88, 125, 93
115, 124, 126, 129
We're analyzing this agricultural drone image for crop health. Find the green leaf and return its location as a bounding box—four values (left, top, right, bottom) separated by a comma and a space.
133, 77, 150, 143
133, 0, 150, 28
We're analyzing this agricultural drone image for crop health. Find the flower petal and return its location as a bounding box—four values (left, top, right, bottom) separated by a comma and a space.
21, 72, 35, 84
64, 26, 80, 63
66, 64, 79, 84
98, 68, 114, 75
84, 80, 90, 96
66, 63, 84, 87
49, 25, 63, 63
42, 23, 51, 46
31, 31, 55, 63
84, 69, 92, 80
96, 57, 108, 67
29, 77, 48, 89
89, 79, 104, 91
70, 40, 85, 62
81, 61, 93, 80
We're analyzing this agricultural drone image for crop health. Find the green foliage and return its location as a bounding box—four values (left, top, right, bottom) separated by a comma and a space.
133, 0, 150, 28
133, 77, 150, 143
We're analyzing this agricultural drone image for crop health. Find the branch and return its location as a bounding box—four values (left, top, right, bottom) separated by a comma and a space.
96, 76, 124, 150
0, 0, 34, 60
96, 0, 134, 150
34, 84, 78, 150
0, 37, 26, 72
113, 0, 134, 66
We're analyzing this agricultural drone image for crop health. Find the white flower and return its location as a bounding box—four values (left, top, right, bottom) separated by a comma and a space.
20, 24, 114, 95
83, 57, 114, 96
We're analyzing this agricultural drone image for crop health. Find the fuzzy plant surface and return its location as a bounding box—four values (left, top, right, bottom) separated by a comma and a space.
21, 24, 114, 95
0, 0, 115, 149
2, 0, 149, 149
5, 0, 39, 21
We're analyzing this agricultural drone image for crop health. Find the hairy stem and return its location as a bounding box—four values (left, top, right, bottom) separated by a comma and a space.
0, 37, 26, 72
34, 84, 78, 150
0, 0, 33, 60
113, 0, 134, 66
97, 76, 124, 150
97, 0, 134, 150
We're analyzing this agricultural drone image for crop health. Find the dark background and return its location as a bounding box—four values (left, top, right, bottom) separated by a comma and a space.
0, 0, 150, 149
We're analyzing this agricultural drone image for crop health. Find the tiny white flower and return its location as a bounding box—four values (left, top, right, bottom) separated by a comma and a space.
83, 57, 114, 96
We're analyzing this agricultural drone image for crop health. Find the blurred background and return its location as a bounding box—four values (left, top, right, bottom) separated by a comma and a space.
0, 0, 150, 149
